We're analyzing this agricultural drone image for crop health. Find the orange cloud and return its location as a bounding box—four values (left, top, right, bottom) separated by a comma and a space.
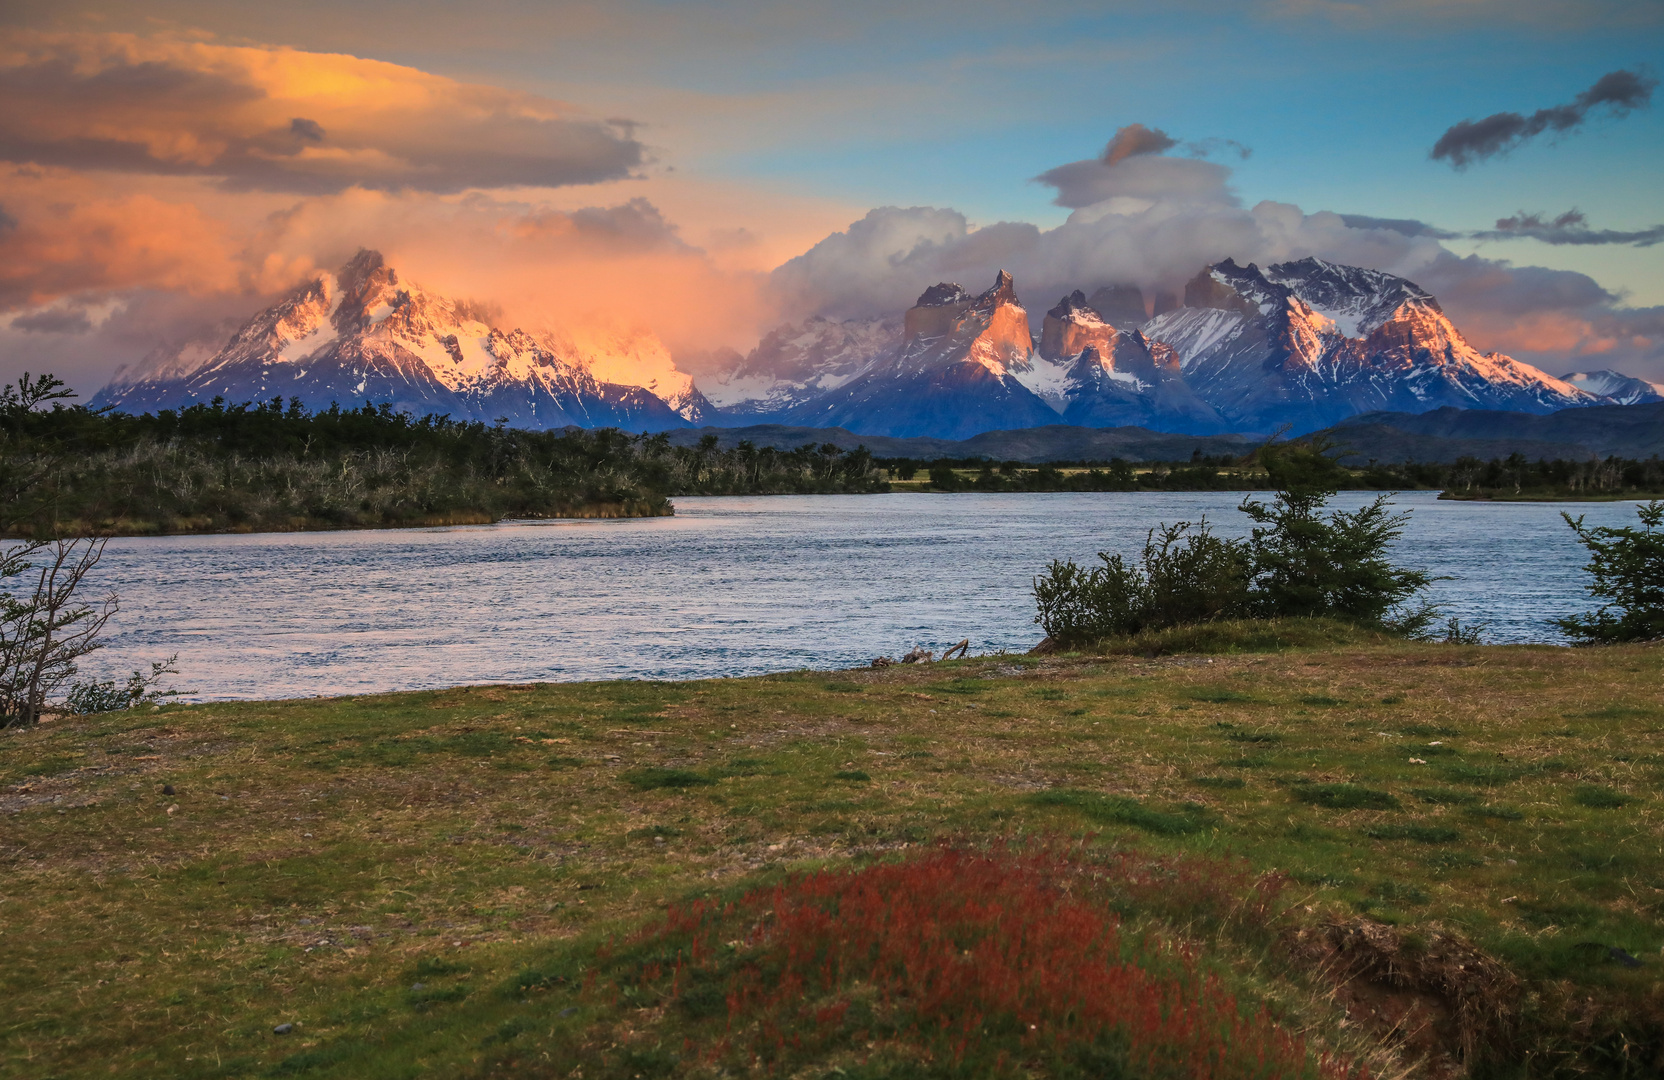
248, 188, 773, 355
0, 171, 248, 309
0, 30, 642, 192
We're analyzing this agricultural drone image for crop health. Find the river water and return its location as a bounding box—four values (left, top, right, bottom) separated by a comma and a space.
73, 491, 1640, 700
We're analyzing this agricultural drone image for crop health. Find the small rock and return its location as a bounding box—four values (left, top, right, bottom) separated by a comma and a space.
165, 804, 179, 815
1609, 947, 1644, 968
273, 1023, 293, 1035
411, 983, 426, 992
161, 784, 175, 796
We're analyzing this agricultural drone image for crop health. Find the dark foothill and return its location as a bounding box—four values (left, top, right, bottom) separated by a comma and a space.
273, 1023, 293, 1035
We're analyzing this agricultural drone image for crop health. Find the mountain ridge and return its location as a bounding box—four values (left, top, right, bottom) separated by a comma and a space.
90, 250, 1655, 444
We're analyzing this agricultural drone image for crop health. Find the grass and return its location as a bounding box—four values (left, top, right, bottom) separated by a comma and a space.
2, 639, 1663, 1077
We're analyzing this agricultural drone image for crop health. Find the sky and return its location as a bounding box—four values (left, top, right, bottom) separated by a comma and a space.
1, 0, 1661, 391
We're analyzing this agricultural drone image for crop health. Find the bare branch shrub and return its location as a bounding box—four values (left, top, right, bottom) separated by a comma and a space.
0, 536, 118, 728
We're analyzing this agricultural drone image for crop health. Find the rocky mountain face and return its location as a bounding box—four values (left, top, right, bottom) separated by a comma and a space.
1038, 291, 1225, 433
93, 251, 709, 432
780, 272, 1060, 440
1143, 257, 1594, 433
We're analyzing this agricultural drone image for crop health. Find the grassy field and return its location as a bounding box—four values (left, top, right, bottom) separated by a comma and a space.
3, 633, 1661, 1078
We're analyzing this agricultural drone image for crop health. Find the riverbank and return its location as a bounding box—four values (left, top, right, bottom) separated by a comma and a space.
12, 499, 677, 539
4, 636, 1660, 1077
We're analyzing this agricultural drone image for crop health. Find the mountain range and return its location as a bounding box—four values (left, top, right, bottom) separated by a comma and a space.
94, 249, 1662, 441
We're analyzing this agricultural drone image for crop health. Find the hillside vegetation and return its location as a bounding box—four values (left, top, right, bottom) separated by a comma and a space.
881, 451, 1664, 500
3, 636, 1661, 1078
0, 383, 887, 537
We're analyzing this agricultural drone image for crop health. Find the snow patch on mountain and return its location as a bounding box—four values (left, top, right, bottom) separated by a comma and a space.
1011, 353, 1073, 412
1140, 307, 1247, 370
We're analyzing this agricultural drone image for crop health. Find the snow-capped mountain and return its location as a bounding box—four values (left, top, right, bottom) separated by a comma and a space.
780, 272, 1062, 440
93, 251, 709, 432
1037, 290, 1225, 433
1141, 257, 1594, 433
93, 249, 1648, 442
1560, 370, 1664, 406
697, 315, 901, 417
704, 257, 1612, 439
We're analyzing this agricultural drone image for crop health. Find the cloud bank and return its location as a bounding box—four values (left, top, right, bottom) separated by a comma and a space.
1431, 68, 1657, 168
0, 31, 643, 193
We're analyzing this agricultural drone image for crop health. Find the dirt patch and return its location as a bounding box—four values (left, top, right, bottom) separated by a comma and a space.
1285, 918, 1521, 1077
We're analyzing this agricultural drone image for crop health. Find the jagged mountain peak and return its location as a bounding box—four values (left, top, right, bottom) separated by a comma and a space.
1039, 290, 1115, 362
1046, 290, 1096, 321
976, 269, 1019, 310
1264, 257, 1439, 339
915, 282, 971, 308
1184, 260, 1293, 320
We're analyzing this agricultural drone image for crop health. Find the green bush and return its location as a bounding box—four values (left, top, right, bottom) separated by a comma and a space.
1240, 445, 1435, 631
1033, 520, 1249, 645
1033, 439, 1437, 647
1554, 500, 1664, 644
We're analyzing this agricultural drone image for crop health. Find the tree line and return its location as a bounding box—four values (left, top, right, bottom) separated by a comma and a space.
884, 450, 1664, 498
1, 375, 887, 539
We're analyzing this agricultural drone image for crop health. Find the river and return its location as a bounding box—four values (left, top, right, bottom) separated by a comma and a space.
73, 491, 1639, 700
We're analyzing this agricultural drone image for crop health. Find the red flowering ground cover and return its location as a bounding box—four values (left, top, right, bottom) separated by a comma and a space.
576, 845, 1366, 1079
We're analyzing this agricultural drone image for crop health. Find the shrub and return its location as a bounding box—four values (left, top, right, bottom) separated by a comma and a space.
606, 847, 1355, 1080
1554, 500, 1664, 643
1033, 520, 1250, 645
64, 655, 179, 715
1239, 488, 1434, 632
1034, 439, 1438, 647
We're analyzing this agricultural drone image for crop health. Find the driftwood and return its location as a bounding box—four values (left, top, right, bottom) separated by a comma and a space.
870, 656, 894, 668
940, 639, 970, 661
901, 647, 933, 664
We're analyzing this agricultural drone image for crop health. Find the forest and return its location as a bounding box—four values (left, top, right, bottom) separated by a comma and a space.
1, 379, 887, 537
